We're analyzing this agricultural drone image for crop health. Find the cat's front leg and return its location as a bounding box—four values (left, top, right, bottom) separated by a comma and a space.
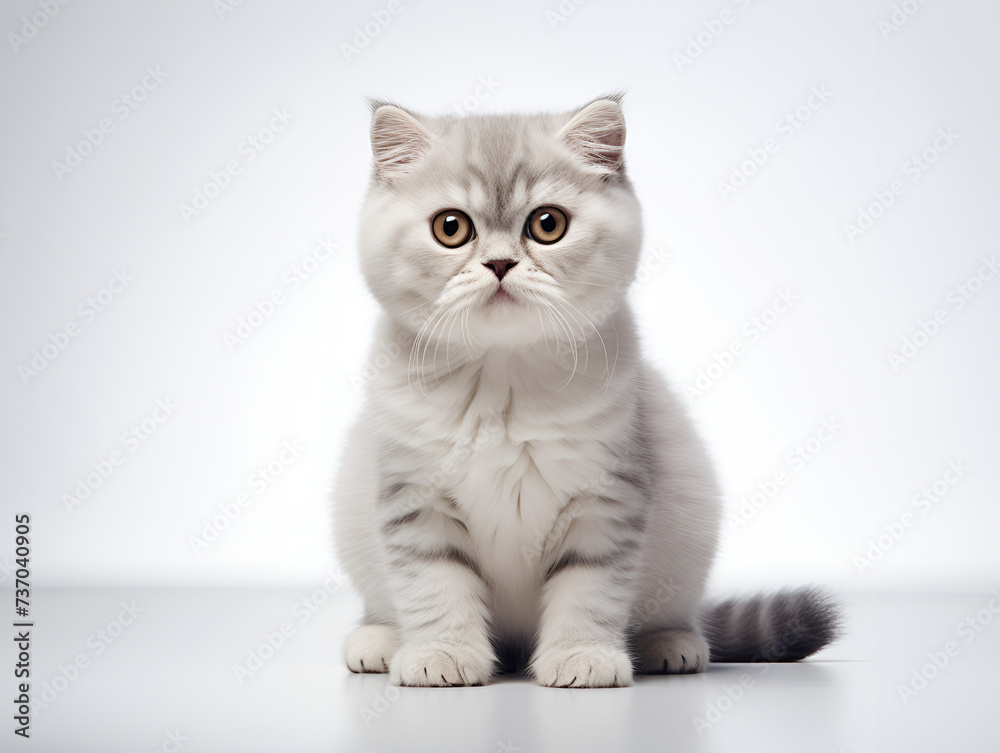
380, 486, 496, 687
530, 500, 641, 688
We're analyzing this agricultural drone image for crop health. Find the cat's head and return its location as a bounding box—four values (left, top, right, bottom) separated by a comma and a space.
358, 95, 642, 352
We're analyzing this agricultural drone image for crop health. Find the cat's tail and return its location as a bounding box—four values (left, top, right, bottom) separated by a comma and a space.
699, 587, 842, 663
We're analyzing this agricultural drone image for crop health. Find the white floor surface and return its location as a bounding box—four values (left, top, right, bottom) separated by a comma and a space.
3, 589, 997, 752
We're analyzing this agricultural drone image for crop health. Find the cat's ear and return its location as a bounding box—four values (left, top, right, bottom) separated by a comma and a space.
369, 102, 432, 183
558, 97, 627, 176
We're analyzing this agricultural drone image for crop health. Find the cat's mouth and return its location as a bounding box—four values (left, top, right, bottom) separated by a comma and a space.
488, 287, 515, 305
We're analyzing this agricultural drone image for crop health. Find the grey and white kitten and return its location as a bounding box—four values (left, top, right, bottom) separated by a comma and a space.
333, 95, 839, 687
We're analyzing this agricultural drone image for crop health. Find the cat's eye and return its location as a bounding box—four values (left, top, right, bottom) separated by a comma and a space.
525, 206, 568, 245
431, 209, 475, 248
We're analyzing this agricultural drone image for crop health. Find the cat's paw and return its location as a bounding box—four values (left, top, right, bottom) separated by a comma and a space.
638, 629, 709, 674
345, 624, 399, 674
531, 643, 633, 688
389, 640, 495, 686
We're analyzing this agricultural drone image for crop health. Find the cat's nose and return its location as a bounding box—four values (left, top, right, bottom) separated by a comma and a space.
483, 259, 518, 280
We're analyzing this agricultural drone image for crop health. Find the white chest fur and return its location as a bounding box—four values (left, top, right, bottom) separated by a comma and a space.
378, 348, 626, 635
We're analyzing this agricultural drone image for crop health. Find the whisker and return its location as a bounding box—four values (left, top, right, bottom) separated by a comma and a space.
552, 298, 591, 377
393, 296, 436, 317
408, 305, 446, 396
442, 306, 462, 383
560, 296, 618, 392
560, 299, 606, 372
459, 306, 473, 358
541, 306, 564, 370
421, 305, 453, 389
531, 308, 550, 351
541, 300, 578, 389
553, 278, 615, 289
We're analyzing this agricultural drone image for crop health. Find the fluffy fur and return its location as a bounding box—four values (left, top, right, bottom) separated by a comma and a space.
333, 96, 840, 687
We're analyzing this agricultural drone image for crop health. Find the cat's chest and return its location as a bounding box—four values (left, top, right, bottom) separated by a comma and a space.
429, 399, 613, 559
393, 356, 624, 629
414, 369, 610, 514
387, 350, 623, 531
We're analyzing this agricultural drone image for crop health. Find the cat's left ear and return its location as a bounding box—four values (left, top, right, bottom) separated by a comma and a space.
558, 96, 627, 176
369, 101, 432, 183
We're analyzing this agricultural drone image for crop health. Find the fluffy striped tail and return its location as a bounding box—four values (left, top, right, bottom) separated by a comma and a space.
700, 587, 842, 663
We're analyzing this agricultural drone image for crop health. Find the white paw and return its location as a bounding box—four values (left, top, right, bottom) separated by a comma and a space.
345, 624, 399, 674
531, 643, 633, 688
638, 629, 709, 674
389, 641, 495, 686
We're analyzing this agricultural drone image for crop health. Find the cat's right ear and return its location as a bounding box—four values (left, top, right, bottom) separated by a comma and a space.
369, 103, 432, 184
558, 97, 627, 176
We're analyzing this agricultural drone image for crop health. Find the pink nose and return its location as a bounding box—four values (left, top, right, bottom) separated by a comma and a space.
483, 259, 518, 280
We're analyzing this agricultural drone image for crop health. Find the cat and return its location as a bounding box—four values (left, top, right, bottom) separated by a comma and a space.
332, 94, 840, 687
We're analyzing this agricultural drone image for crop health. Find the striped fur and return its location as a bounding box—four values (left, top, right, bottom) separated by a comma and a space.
333, 97, 840, 688
701, 588, 843, 663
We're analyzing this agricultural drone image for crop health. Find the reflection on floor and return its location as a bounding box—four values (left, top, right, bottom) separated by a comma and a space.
4, 588, 997, 752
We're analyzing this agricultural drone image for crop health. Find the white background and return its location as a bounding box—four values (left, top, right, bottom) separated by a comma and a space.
1, 0, 998, 595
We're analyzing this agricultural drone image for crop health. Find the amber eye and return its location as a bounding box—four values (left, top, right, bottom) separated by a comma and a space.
431, 209, 474, 248
525, 206, 568, 244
